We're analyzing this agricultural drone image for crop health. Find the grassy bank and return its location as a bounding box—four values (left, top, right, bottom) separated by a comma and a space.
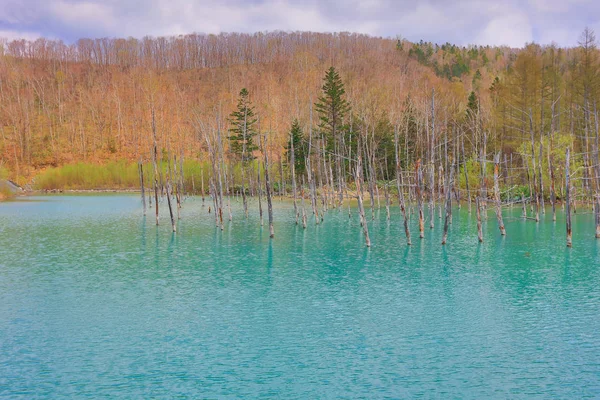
0, 166, 12, 200
32, 159, 289, 192
33, 160, 213, 191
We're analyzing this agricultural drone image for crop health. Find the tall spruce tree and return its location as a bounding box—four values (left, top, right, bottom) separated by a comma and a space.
315, 67, 351, 151
285, 119, 307, 176
228, 88, 258, 162
467, 91, 479, 117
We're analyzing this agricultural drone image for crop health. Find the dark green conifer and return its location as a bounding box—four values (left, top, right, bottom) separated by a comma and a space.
315, 67, 351, 151
228, 88, 258, 162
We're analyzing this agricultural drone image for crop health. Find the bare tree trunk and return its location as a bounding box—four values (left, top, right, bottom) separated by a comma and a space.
356, 154, 371, 247
241, 168, 248, 218
494, 153, 506, 235
226, 164, 232, 221
429, 162, 435, 229
454, 137, 461, 208
438, 165, 444, 219
462, 134, 471, 213
394, 125, 411, 245
429, 89, 435, 229
301, 176, 308, 229
529, 114, 539, 222
539, 141, 545, 214
279, 158, 285, 201
566, 148, 572, 247
416, 159, 425, 238
173, 155, 181, 220
139, 159, 146, 215
480, 138, 488, 216
179, 149, 185, 200
201, 166, 205, 205
151, 108, 160, 225
290, 128, 299, 224
549, 144, 556, 221
262, 133, 275, 238
476, 196, 483, 243
363, 131, 376, 221
307, 103, 319, 224
442, 162, 454, 245
594, 106, 600, 238
166, 178, 176, 232
384, 181, 391, 221
257, 161, 263, 226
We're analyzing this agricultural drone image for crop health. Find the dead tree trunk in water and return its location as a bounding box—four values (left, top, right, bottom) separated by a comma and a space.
356, 153, 371, 247
416, 159, 425, 238
384, 181, 391, 221
201, 167, 205, 205
442, 162, 454, 245
173, 155, 181, 220
429, 89, 435, 229
394, 125, 411, 245
151, 108, 160, 225
279, 158, 285, 201
429, 163, 435, 229
566, 148, 572, 247
290, 127, 299, 224
307, 103, 319, 224
476, 196, 483, 243
262, 133, 275, 238
529, 114, 540, 222
166, 178, 177, 232
257, 161, 263, 226
479, 139, 488, 215
301, 176, 308, 229
539, 141, 545, 214
139, 159, 146, 215
594, 106, 600, 238
494, 153, 506, 235
462, 135, 471, 213
549, 144, 557, 221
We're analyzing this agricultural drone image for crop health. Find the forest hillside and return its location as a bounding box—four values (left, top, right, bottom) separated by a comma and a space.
0, 30, 598, 194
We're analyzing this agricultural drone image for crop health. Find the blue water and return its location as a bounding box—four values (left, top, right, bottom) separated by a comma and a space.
1, 195, 600, 398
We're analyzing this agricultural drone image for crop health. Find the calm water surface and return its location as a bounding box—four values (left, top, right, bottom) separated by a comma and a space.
1, 195, 600, 398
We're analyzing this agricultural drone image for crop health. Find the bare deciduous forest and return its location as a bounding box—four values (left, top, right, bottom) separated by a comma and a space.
1, 30, 600, 229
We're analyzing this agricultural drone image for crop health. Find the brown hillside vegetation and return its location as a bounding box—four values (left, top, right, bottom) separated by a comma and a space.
0, 33, 500, 177
0, 30, 598, 197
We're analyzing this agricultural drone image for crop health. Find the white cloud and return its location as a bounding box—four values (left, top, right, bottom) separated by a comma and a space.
527, 0, 591, 13
475, 12, 533, 47
0, 0, 596, 47
0, 29, 43, 41
50, 1, 116, 33
393, 2, 453, 39
537, 27, 576, 47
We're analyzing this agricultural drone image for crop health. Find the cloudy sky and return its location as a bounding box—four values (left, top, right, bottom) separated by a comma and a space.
1, 0, 599, 47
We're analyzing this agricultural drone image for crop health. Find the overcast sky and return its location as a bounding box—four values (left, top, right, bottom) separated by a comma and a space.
1, 0, 599, 48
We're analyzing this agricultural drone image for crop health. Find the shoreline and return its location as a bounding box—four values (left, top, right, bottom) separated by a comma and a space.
3, 189, 579, 209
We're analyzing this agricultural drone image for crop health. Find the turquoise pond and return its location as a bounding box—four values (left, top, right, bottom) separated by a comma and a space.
1, 195, 600, 398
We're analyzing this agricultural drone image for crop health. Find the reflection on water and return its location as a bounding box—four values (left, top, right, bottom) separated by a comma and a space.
1, 195, 600, 398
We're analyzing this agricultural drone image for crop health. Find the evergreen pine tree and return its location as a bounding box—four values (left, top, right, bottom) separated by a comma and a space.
467, 91, 479, 117
315, 67, 351, 151
285, 119, 307, 176
228, 88, 258, 162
